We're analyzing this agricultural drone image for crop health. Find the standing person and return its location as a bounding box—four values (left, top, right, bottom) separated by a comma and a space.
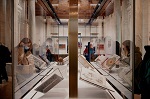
115, 41, 121, 56
0, 43, 11, 83
121, 40, 131, 65
116, 40, 142, 95
138, 45, 150, 99
46, 46, 52, 62
83, 45, 88, 61
115, 41, 121, 68
134, 46, 142, 95
121, 40, 142, 66
90, 44, 95, 61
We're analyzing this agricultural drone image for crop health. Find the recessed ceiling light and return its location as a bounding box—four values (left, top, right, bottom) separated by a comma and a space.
52, 4, 58, 6
90, 4, 97, 6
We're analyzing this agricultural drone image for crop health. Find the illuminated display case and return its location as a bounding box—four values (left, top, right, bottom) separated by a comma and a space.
13, 0, 134, 99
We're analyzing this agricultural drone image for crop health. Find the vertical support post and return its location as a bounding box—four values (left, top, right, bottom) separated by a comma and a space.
12, 0, 14, 99
114, 0, 121, 42
28, 0, 36, 44
69, 0, 78, 98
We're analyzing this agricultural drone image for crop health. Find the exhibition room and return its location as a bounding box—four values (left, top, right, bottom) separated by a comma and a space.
0, 0, 150, 99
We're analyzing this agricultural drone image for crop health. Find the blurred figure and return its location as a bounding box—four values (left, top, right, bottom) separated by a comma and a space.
90, 44, 95, 61
83, 45, 88, 61
46, 46, 52, 62
138, 45, 150, 99
115, 41, 121, 68
0, 43, 11, 83
134, 46, 142, 95
18, 38, 32, 65
116, 40, 142, 95
115, 41, 121, 56
119, 40, 131, 65
120, 40, 142, 66
57, 57, 64, 65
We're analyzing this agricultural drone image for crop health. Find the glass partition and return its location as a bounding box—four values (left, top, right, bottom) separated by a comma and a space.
14, 0, 70, 98
14, 0, 55, 98
86, 0, 134, 99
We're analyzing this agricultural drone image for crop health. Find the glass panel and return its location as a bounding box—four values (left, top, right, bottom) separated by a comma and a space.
78, 0, 133, 99
14, 0, 69, 99
0, 0, 12, 99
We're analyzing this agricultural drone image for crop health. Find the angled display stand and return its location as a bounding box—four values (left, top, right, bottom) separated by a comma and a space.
91, 62, 132, 99
78, 55, 95, 69
80, 67, 114, 92
118, 67, 132, 87
35, 68, 64, 93
78, 55, 114, 92
27, 54, 46, 69
63, 56, 69, 65
15, 54, 54, 99
38, 55, 50, 66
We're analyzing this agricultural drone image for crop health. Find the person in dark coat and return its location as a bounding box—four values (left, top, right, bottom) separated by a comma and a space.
138, 45, 150, 99
46, 46, 52, 62
134, 46, 142, 94
83, 46, 88, 61
0, 44, 10, 83
115, 41, 121, 56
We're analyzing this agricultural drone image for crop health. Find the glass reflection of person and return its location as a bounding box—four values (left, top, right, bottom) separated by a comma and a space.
46, 46, 52, 62
18, 38, 33, 65
121, 40, 131, 65
116, 40, 142, 95
121, 40, 142, 67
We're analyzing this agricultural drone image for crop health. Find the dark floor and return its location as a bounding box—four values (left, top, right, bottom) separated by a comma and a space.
0, 76, 12, 99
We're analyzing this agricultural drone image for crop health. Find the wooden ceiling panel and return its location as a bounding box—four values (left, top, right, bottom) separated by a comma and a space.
35, 0, 114, 21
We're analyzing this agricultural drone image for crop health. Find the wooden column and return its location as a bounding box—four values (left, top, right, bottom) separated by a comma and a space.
69, 0, 78, 98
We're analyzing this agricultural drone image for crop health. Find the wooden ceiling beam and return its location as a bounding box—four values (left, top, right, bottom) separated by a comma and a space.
36, 0, 53, 17
99, 0, 112, 16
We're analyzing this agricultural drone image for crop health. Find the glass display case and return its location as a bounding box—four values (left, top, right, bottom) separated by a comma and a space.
13, 0, 134, 99
89, 0, 134, 98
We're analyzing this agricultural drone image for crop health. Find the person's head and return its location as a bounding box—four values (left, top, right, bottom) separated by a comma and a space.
122, 40, 131, 57
46, 46, 49, 50
18, 38, 32, 53
19, 37, 32, 46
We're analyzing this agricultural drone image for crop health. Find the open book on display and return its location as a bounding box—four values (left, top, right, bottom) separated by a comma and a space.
101, 54, 120, 70
80, 67, 114, 92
